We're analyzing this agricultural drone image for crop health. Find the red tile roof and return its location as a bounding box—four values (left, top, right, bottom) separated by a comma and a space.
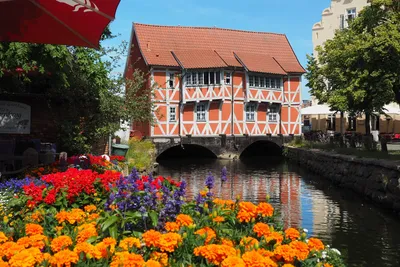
172, 50, 228, 69
234, 52, 286, 75
133, 23, 305, 74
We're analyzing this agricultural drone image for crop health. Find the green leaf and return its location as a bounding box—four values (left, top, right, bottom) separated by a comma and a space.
149, 211, 158, 227
101, 216, 119, 232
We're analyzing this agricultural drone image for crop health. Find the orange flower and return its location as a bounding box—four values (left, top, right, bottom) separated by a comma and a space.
0, 241, 25, 259
242, 250, 277, 267
84, 205, 97, 213
285, 228, 300, 241
176, 214, 193, 227
257, 202, 274, 217
213, 216, 225, 223
213, 199, 235, 209
51, 236, 73, 252
158, 233, 182, 252
55, 209, 86, 225
28, 235, 47, 250
164, 222, 180, 232
274, 244, 296, 263
16, 237, 31, 248
119, 237, 141, 251
9, 247, 43, 267
253, 222, 270, 237
194, 244, 236, 265
142, 230, 162, 247
240, 236, 259, 250
77, 223, 98, 243
257, 248, 274, 258
221, 239, 234, 247
25, 224, 43, 236
144, 259, 162, 267
221, 256, 246, 267
110, 251, 144, 267
74, 242, 100, 259
195, 227, 216, 244
290, 240, 309, 260
30, 211, 43, 222
324, 264, 334, 267
265, 231, 283, 244
282, 264, 296, 267
308, 238, 325, 251
150, 252, 168, 267
237, 202, 257, 223
49, 249, 79, 267
0, 232, 8, 243
88, 213, 100, 221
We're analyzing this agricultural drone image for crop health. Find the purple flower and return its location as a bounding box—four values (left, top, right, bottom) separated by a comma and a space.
205, 172, 214, 190
221, 167, 227, 182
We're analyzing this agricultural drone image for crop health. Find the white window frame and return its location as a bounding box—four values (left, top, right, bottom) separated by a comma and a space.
245, 103, 257, 122
345, 8, 356, 28
185, 70, 221, 86
249, 75, 282, 90
196, 102, 207, 122
169, 106, 176, 122
268, 105, 279, 122
249, 76, 254, 87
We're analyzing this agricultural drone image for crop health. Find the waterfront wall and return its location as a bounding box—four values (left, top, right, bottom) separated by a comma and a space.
285, 147, 400, 216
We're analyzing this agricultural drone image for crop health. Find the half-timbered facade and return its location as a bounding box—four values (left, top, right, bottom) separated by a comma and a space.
125, 23, 305, 138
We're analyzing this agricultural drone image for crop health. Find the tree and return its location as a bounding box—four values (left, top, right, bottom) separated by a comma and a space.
0, 33, 153, 154
306, 0, 400, 135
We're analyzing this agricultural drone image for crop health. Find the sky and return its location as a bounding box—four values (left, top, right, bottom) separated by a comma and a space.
104, 0, 332, 100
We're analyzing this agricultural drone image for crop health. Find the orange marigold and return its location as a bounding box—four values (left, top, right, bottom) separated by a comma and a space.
110, 251, 144, 267
221, 256, 246, 267
25, 224, 43, 236
239, 236, 259, 250
324, 264, 334, 267
194, 244, 236, 265
265, 231, 284, 244
30, 211, 43, 222
1, 241, 25, 259
119, 237, 141, 251
195, 227, 216, 244
274, 244, 296, 263
49, 249, 79, 267
176, 214, 193, 227
285, 228, 300, 241
290, 240, 309, 260
16, 237, 31, 248
28, 235, 47, 250
308, 238, 325, 251
9, 247, 42, 267
74, 242, 100, 259
213, 216, 225, 223
150, 252, 168, 267
257, 248, 274, 258
282, 264, 296, 267
142, 230, 162, 247
144, 259, 162, 267
253, 222, 270, 237
213, 199, 235, 209
88, 213, 100, 221
164, 222, 180, 232
242, 250, 277, 267
237, 202, 257, 223
55, 209, 86, 225
0, 232, 8, 243
220, 239, 234, 247
84, 205, 97, 213
51, 235, 73, 253
77, 223, 98, 243
257, 202, 274, 217
158, 233, 182, 253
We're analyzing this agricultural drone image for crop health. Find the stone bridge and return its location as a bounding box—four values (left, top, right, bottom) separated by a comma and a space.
151, 135, 294, 159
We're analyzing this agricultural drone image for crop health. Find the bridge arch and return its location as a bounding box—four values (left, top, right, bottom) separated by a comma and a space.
156, 144, 218, 161
239, 140, 283, 159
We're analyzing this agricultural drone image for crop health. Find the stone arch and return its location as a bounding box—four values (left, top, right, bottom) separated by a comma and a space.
239, 140, 283, 159
156, 144, 218, 160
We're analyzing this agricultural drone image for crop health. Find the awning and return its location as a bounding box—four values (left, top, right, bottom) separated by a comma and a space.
301, 104, 334, 115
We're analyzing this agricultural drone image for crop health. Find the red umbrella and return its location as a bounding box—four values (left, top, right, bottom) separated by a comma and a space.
0, 0, 121, 48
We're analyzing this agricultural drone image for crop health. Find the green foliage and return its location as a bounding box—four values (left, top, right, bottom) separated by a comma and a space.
0, 36, 154, 154
306, 1, 400, 134
125, 138, 155, 171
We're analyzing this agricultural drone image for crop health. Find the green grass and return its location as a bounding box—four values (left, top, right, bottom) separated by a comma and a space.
125, 138, 155, 171
287, 139, 400, 161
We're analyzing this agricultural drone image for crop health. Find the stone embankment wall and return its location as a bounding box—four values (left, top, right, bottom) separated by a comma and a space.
285, 147, 400, 216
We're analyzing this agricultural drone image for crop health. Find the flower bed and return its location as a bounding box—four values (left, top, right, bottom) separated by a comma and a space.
0, 166, 345, 267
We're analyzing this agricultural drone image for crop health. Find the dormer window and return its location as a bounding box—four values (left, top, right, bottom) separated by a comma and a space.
249, 75, 282, 90
185, 71, 222, 86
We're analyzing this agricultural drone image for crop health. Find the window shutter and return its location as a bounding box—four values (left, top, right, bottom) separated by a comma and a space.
340, 14, 345, 29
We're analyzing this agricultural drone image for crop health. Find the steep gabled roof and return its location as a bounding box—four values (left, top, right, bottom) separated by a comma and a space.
234, 52, 286, 75
132, 23, 305, 74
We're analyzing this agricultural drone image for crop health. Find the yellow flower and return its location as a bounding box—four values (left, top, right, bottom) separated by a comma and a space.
0, 232, 8, 243
119, 237, 141, 251
84, 205, 97, 213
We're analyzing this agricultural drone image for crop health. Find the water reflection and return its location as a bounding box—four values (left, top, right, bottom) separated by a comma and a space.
157, 158, 400, 267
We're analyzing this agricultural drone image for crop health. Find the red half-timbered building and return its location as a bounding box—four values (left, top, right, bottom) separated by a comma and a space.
125, 23, 305, 138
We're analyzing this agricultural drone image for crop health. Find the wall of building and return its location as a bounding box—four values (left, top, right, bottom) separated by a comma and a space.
286, 147, 400, 217
145, 69, 302, 138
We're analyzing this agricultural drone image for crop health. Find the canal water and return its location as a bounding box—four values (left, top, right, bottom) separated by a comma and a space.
157, 158, 400, 267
